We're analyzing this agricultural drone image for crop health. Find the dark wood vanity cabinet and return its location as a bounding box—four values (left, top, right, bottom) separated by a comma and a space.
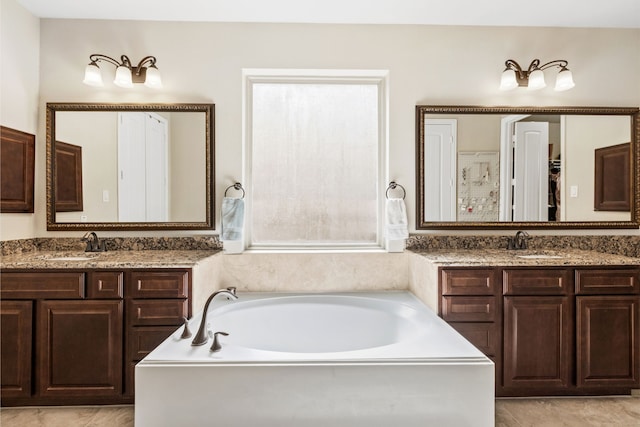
439, 265, 640, 397
0, 268, 191, 406
0, 300, 33, 398
124, 270, 191, 397
575, 269, 640, 390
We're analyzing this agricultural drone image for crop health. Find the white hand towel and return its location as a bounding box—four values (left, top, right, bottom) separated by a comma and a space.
221, 197, 244, 241
385, 198, 409, 240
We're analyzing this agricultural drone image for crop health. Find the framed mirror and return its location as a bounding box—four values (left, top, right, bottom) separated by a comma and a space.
46, 103, 215, 230
416, 106, 639, 229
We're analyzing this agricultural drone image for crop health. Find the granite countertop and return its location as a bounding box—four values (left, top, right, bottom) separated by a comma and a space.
410, 248, 640, 267
0, 249, 220, 269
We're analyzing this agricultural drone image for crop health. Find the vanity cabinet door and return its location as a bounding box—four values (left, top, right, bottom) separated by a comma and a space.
0, 301, 33, 398
503, 296, 572, 391
37, 300, 123, 398
576, 296, 640, 388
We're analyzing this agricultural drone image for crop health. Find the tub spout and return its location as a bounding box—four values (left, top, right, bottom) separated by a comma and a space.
191, 289, 238, 346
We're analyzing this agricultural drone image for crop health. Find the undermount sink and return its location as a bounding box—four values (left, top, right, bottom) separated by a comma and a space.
516, 254, 564, 259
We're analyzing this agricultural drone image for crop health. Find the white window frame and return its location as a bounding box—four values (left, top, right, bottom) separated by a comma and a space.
242, 69, 389, 251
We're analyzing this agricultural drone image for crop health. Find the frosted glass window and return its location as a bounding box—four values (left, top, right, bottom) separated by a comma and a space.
249, 79, 382, 247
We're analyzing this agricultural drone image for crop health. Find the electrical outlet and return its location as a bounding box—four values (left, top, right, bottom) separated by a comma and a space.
103, 190, 110, 202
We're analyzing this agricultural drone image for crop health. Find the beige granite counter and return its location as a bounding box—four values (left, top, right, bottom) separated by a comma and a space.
410, 248, 640, 267
0, 250, 220, 270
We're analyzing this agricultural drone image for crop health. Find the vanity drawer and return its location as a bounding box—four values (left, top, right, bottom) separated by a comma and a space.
128, 299, 188, 326
128, 270, 190, 299
449, 322, 498, 356
575, 268, 640, 295
128, 326, 179, 360
503, 268, 571, 295
441, 296, 496, 322
441, 268, 495, 295
0, 272, 85, 299
87, 271, 123, 299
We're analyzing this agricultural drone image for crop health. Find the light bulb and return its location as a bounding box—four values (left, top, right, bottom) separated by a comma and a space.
554, 68, 575, 91
114, 65, 133, 88
83, 62, 103, 87
499, 69, 518, 91
144, 65, 162, 89
527, 69, 546, 90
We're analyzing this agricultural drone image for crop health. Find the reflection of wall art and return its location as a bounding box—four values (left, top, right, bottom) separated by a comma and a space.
55, 140, 83, 212
594, 142, 630, 212
457, 151, 500, 222
1, 126, 35, 213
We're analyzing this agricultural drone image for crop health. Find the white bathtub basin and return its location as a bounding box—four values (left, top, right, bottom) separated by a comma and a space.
211, 295, 423, 353
136, 292, 494, 427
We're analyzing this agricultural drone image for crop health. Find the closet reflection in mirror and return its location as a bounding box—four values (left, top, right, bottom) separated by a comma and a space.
47, 103, 214, 230
416, 106, 639, 229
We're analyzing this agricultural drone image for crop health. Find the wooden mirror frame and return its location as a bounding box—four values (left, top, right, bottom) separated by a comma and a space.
416, 105, 640, 230
46, 103, 215, 230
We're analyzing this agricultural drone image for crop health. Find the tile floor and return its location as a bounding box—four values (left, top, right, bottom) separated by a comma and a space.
1, 397, 639, 426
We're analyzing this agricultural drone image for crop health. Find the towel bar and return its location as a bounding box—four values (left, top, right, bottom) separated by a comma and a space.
386, 181, 406, 200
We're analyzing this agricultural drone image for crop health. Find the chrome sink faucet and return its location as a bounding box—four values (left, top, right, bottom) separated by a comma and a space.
507, 230, 530, 250
82, 231, 107, 252
191, 287, 238, 346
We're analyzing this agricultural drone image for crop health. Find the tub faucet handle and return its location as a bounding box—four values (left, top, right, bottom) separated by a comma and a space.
180, 317, 192, 339
210, 331, 229, 352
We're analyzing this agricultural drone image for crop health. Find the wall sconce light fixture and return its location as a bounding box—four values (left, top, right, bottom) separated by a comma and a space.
499, 59, 575, 92
83, 54, 162, 89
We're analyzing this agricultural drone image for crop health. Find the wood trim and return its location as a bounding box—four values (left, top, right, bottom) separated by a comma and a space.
594, 142, 631, 211
54, 140, 83, 212
0, 126, 35, 213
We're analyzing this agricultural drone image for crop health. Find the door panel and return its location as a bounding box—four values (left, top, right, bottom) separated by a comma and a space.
424, 119, 456, 221
577, 296, 639, 387
513, 122, 549, 221
37, 300, 123, 397
1, 301, 33, 398
503, 296, 571, 389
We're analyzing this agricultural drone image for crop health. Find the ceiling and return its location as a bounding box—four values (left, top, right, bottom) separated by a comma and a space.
16, 0, 640, 28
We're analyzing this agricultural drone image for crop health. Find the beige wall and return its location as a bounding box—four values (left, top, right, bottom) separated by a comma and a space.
0, 0, 40, 240
564, 115, 632, 221
169, 112, 207, 222
55, 111, 119, 222
2, 8, 639, 239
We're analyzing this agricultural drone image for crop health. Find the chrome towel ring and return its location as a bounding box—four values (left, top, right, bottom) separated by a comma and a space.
224, 182, 245, 199
386, 181, 406, 200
